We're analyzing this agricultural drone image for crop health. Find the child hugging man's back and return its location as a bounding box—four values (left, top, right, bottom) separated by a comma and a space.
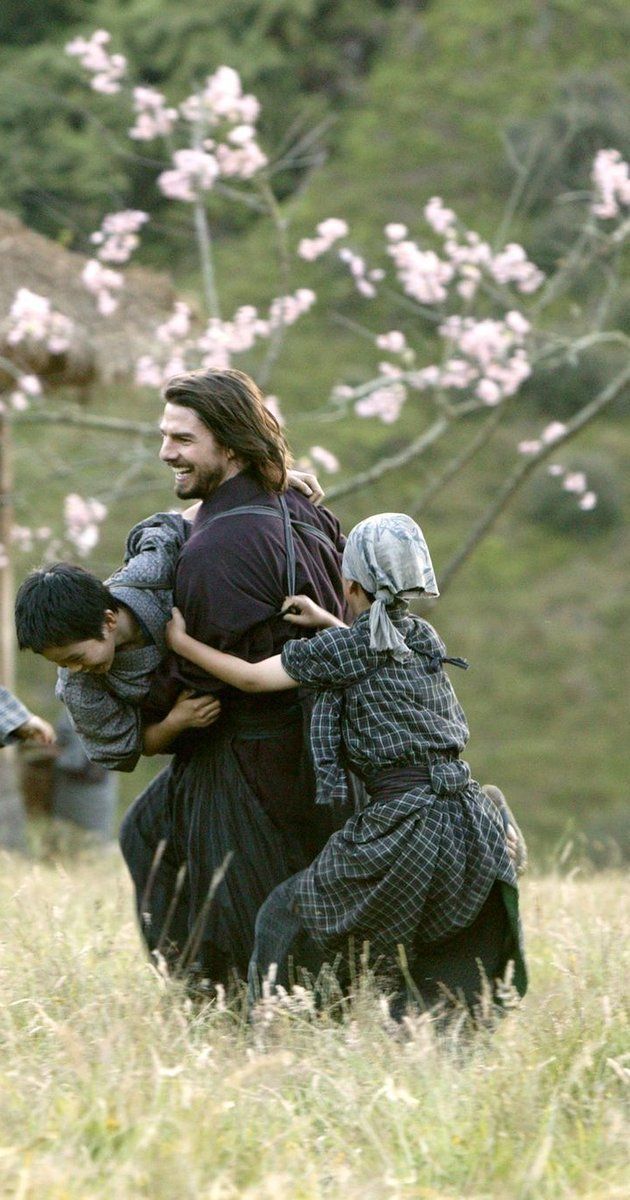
166, 511, 527, 1015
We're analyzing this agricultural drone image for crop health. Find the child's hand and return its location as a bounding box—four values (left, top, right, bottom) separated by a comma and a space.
166, 606, 187, 650
281, 595, 329, 627
180, 501, 201, 522
287, 469, 324, 505
170, 689, 221, 731
16, 715, 56, 746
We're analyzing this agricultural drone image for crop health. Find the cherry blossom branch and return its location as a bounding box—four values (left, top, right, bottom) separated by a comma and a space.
439, 361, 630, 592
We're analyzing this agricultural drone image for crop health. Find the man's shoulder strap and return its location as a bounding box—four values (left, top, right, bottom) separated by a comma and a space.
201, 502, 339, 553
200, 498, 339, 599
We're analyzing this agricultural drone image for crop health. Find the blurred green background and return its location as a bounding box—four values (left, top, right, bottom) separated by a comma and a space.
3, 0, 629, 860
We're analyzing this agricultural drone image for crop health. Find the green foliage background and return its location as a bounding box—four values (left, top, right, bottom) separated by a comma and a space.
4, 0, 630, 857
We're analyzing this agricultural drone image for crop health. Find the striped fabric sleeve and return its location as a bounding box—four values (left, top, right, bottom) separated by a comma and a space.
280, 627, 352, 688
0, 687, 31, 746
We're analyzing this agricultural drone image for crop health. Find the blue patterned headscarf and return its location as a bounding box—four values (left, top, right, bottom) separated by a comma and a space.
342, 513, 439, 661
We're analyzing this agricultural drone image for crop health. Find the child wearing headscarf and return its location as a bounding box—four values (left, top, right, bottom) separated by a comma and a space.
166, 512, 527, 1013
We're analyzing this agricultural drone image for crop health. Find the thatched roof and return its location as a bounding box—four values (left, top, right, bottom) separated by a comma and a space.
0, 209, 176, 389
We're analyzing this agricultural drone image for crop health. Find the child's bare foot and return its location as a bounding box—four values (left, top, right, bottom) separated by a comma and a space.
483, 784, 528, 876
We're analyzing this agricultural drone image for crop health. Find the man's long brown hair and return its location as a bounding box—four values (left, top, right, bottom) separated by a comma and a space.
163, 368, 292, 493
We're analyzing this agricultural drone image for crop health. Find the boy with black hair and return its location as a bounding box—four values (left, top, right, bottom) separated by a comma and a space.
15, 512, 221, 771
15, 467, 326, 772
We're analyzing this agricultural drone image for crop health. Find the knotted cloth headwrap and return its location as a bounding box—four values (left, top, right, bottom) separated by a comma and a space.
342, 513, 439, 661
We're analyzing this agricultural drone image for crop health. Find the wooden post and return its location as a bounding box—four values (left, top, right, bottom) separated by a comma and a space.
0, 408, 16, 692
0, 409, 27, 850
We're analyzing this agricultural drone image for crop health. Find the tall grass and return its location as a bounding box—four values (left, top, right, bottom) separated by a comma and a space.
0, 853, 627, 1198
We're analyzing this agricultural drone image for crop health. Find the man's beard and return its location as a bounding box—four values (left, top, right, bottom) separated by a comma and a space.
173, 463, 227, 500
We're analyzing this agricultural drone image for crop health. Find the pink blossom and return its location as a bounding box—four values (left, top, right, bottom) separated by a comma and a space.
356, 278, 377, 298
456, 268, 481, 301
562, 471, 587, 494
90, 209, 149, 264
7, 288, 74, 352
444, 233, 491, 268
298, 218, 349, 261
11, 525, 34, 552
158, 149, 219, 202
424, 196, 456, 237
376, 331, 407, 354
317, 218, 349, 241
428, 314, 533, 403
541, 421, 567, 445
129, 87, 178, 141
591, 149, 630, 219
215, 139, 267, 179
66, 30, 126, 94
387, 240, 454, 305
309, 445, 340, 473
267, 289, 316, 330
10, 391, 28, 411
547, 463, 564, 476
476, 378, 502, 405
81, 259, 124, 315
64, 493, 108, 557
518, 439, 542, 455
156, 302, 192, 345
298, 239, 323, 262
439, 358, 477, 389
505, 310, 531, 336
135, 356, 164, 389
331, 385, 355, 402
19, 375, 42, 396
490, 243, 544, 293
180, 67, 260, 127
354, 383, 406, 424
228, 124, 255, 146
579, 491, 597, 511
407, 366, 438, 390
384, 224, 408, 241
336, 246, 381, 297
7, 288, 49, 340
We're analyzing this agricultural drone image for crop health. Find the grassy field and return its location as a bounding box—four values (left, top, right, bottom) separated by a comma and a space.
0, 850, 628, 1199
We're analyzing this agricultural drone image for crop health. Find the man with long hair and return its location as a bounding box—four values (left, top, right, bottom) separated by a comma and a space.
119, 368, 347, 989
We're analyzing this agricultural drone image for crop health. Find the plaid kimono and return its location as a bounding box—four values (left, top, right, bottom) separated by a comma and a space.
0, 687, 31, 746
280, 605, 522, 979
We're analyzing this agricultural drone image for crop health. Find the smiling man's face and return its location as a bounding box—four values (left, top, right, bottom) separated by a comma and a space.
159, 402, 239, 500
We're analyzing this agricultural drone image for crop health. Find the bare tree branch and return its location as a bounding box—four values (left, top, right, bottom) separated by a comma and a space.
326, 417, 449, 502
411, 406, 507, 516
14, 410, 157, 436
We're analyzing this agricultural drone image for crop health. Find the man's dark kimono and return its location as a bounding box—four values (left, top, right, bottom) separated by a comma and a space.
119, 472, 346, 985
